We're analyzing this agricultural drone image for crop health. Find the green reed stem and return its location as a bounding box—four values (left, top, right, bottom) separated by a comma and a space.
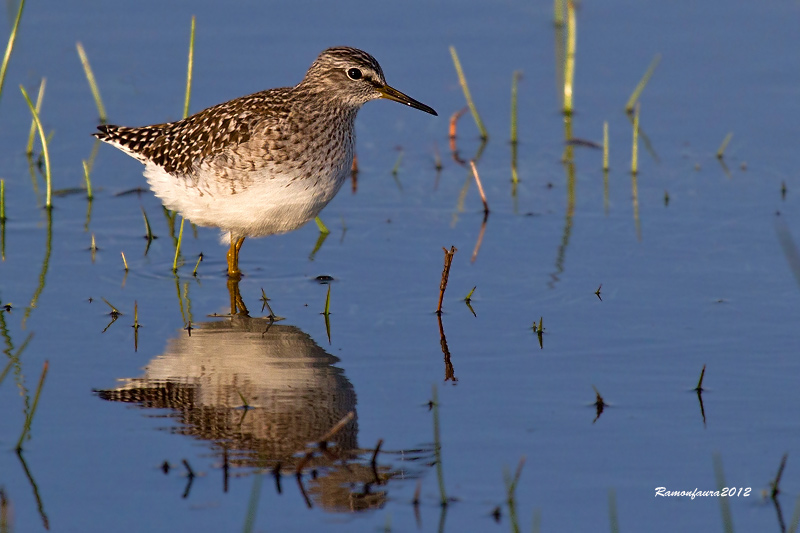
76, 42, 106, 123
192, 253, 202, 276
183, 15, 196, 119
449, 46, 488, 140
26, 78, 46, 155
20, 85, 51, 209
314, 215, 329, 234
0, 179, 5, 222
625, 54, 661, 113
0, 0, 25, 105
603, 121, 609, 171
432, 384, 447, 505
15, 360, 49, 451
173, 216, 185, 272
563, 1, 576, 115
631, 103, 640, 175
716, 132, 733, 159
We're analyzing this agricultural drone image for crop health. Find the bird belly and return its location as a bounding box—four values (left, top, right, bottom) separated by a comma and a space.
143, 163, 348, 238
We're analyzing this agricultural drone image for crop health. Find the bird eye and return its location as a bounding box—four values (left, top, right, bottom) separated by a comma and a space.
347, 68, 362, 80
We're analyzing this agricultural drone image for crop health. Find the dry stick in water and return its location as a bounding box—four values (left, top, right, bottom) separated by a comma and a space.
76, 42, 107, 123
20, 86, 52, 209
449, 46, 488, 140
625, 54, 661, 113
603, 121, 610, 171
436, 246, 457, 315
0, 0, 25, 105
469, 160, 490, 215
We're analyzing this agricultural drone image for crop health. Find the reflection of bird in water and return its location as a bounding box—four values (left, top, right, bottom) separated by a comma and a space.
96, 317, 409, 512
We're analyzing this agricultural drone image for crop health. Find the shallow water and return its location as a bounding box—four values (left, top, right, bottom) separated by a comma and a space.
2, 1, 800, 532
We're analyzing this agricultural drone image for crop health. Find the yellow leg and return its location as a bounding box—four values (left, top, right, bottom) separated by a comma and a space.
226, 236, 245, 279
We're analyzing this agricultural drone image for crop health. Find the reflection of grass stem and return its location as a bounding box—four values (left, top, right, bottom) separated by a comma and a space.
76, 42, 107, 123
391, 149, 404, 176
449, 46, 488, 140
625, 54, 661, 113
323, 284, 331, 315
173, 217, 185, 272
82, 160, 93, 200
563, 2, 576, 115
631, 103, 640, 175
432, 384, 447, 506
608, 488, 620, 533
21, 85, 52, 209
26, 78, 46, 155
183, 16, 196, 119
503, 457, 525, 533
713, 453, 735, 533
553, 0, 565, 26
242, 472, 263, 533
716, 132, 733, 159
16, 360, 49, 451
510, 70, 520, 144
0, 0, 25, 105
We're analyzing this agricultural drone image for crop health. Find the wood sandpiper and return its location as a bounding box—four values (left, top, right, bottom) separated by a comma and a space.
94, 46, 437, 279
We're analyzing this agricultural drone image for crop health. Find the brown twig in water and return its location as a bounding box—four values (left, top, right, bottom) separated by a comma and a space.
437, 246, 457, 315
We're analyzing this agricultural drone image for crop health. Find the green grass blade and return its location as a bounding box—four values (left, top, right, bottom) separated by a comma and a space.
183, 16, 196, 119
0, 0, 25, 105
26, 78, 45, 155
625, 54, 661, 113
76, 42, 107, 123
20, 85, 52, 209
449, 46, 488, 140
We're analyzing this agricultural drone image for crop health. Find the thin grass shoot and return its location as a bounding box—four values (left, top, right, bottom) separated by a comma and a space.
76, 42, 107, 123
449, 46, 488, 140
625, 54, 661, 113
183, 15, 196, 119
0, 0, 25, 105
716, 132, 733, 159
20, 86, 52, 209
26, 78, 46, 155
